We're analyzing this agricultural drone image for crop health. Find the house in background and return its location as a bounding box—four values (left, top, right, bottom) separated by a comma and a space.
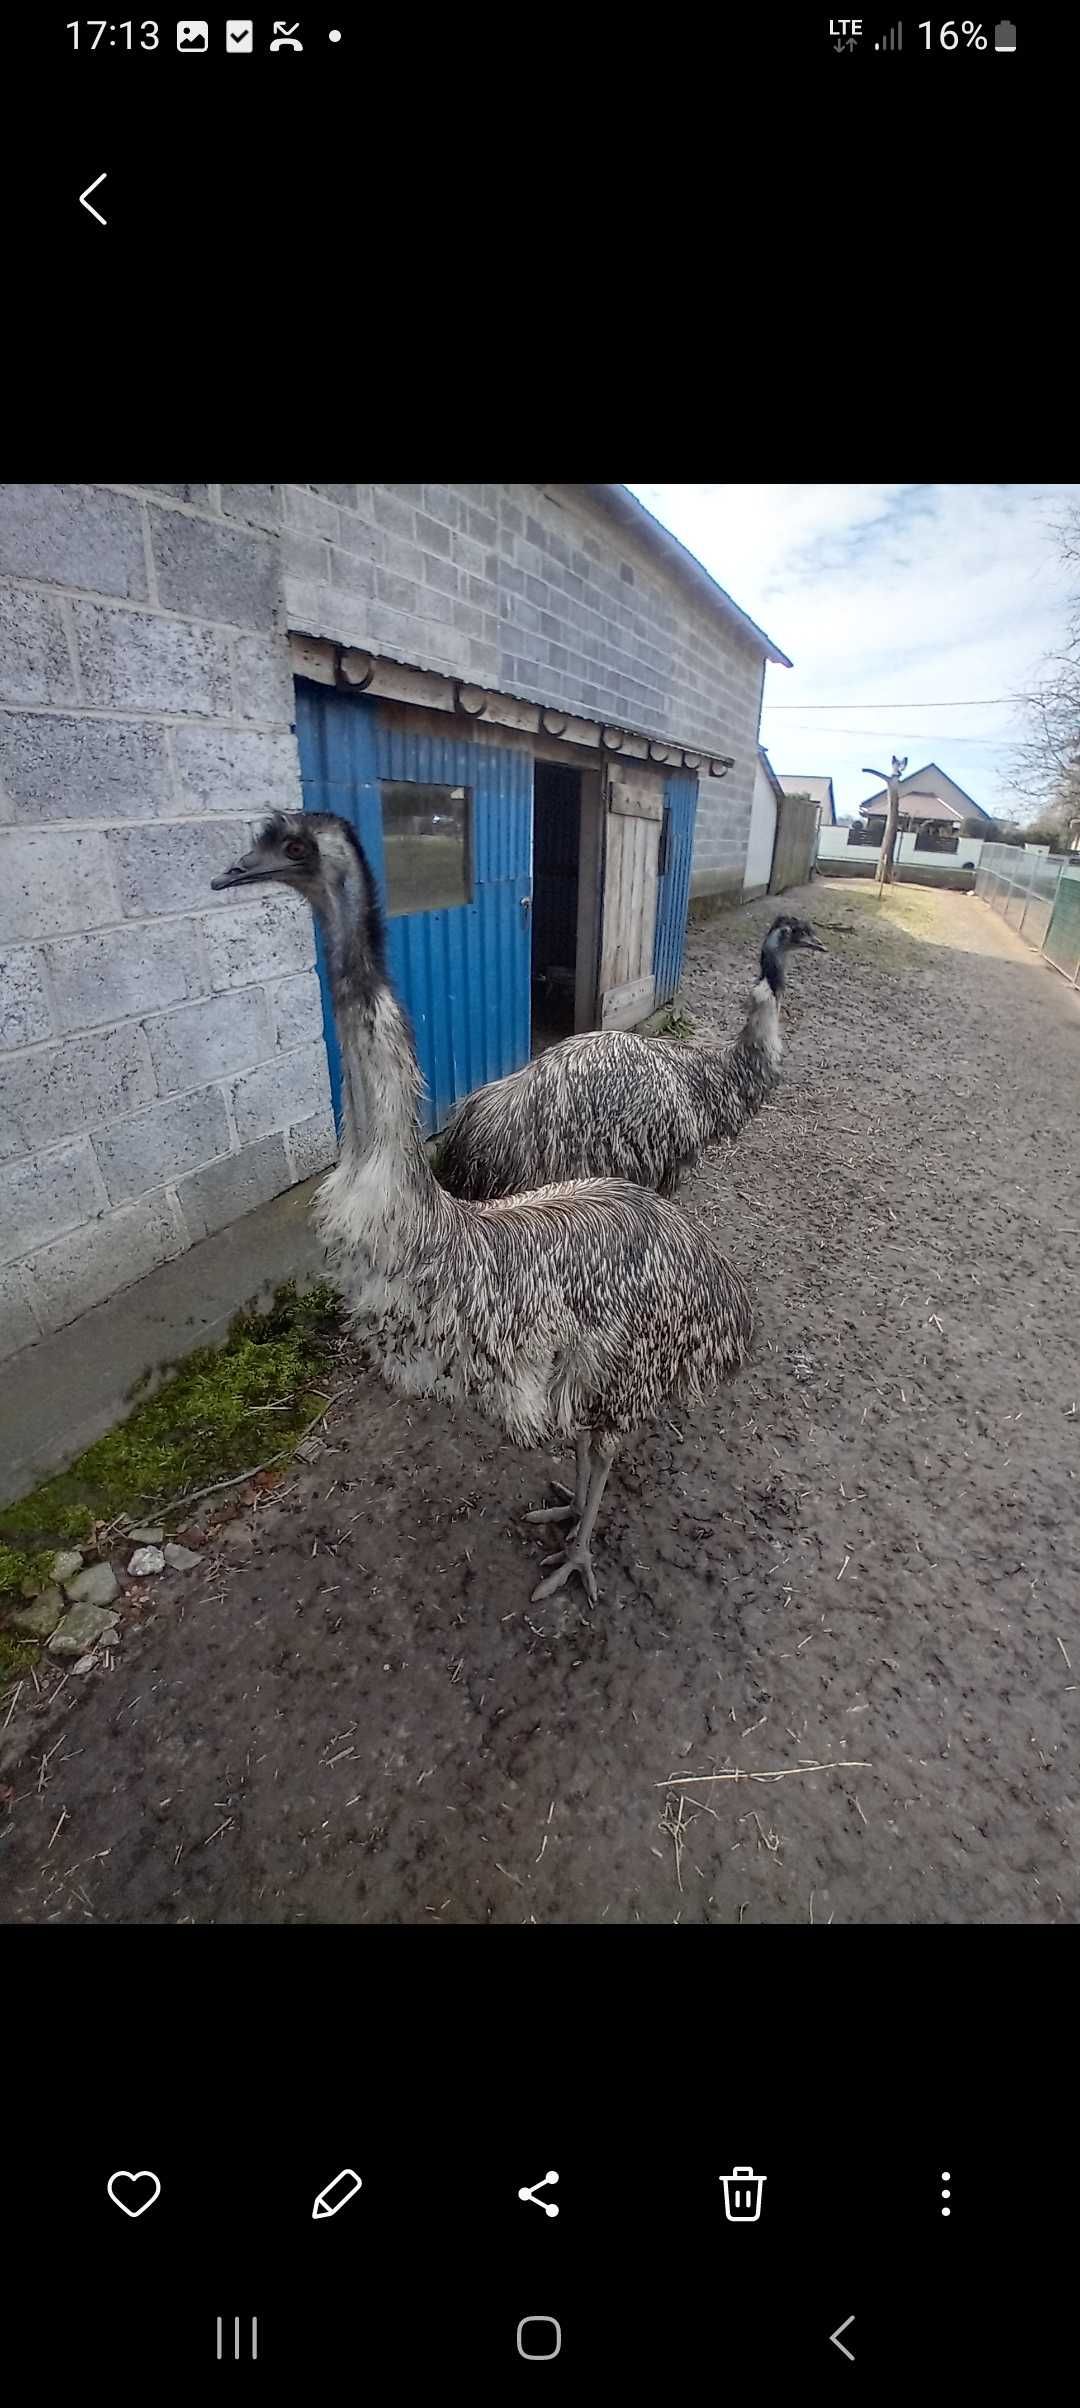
778, 772, 836, 829
0, 480, 790, 1366
857, 761, 992, 854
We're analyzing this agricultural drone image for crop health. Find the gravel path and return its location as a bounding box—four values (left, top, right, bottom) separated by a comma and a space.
2, 878, 1077, 1924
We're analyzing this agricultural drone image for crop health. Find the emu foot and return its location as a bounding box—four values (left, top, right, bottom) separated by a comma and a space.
531, 1541, 598, 1606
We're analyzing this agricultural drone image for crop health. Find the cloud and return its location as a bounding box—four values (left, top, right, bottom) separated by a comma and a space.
629, 484, 1080, 816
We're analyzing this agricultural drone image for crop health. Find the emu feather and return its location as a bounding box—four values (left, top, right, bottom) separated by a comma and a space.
437, 915, 824, 1202
211, 811, 754, 1602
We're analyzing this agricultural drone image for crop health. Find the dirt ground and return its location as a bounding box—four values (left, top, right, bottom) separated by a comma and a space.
2, 879, 1078, 1925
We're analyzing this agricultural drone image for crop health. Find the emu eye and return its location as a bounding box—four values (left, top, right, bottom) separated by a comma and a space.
284, 838, 308, 861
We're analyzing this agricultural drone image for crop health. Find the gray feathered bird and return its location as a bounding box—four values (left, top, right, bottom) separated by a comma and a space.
436, 913, 824, 1203
211, 811, 754, 1605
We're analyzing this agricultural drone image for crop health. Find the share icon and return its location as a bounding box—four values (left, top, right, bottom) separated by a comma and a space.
517, 2170, 559, 2217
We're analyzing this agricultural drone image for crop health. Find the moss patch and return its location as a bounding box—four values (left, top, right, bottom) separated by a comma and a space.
0, 1280, 345, 1555
0, 1543, 57, 1605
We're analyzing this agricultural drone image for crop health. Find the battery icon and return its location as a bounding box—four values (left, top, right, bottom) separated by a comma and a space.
994, 19, 1016, 48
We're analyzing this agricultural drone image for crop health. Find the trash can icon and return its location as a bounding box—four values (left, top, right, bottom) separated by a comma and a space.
720, 2166, 766, 2222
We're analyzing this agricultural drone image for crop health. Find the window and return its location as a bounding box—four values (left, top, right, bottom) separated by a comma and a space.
378, 783, 472, 916
914, 823, 959, 855
848, 822, 878, 847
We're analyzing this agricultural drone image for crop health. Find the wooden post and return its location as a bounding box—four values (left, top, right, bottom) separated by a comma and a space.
863, 755, 908, 891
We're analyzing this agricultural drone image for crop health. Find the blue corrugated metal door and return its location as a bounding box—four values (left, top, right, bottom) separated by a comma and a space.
294, 682, 533, 1135
652, 770, 699, 1006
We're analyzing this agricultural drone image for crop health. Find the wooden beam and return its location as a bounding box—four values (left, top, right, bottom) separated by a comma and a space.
601, 973, 655, 1028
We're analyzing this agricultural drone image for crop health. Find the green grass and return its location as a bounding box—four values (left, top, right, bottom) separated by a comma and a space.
651, 1005, 696, 1039
808, 879, 945, 967
0, 1630, 38, 1684
0, 1280, 345, 1557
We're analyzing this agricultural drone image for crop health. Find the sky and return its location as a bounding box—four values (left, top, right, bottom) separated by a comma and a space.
628, 484, 1080, 821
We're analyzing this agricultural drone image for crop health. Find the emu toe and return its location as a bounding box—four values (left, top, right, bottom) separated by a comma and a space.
524, 1475, 580, 1525
531, 1544, 599, 1605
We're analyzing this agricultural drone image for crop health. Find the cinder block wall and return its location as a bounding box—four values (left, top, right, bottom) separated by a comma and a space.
279, 483, 763, 891
1, 481, 763, 1365
0, 485, 334, 1364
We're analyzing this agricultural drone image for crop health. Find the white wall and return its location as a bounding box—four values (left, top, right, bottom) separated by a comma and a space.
744, 758, 778, 894
817, 827, 988, 869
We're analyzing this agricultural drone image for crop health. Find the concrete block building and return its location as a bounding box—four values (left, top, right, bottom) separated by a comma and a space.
0, 483, 787, 1363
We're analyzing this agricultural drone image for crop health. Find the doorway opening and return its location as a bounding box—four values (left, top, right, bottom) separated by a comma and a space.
531, 761, 581, 1050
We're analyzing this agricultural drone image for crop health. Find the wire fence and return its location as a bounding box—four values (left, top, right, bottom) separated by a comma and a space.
975, 843, 1080, 984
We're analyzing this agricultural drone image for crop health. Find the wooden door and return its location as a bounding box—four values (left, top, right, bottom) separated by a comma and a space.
598, 764, 663, 1029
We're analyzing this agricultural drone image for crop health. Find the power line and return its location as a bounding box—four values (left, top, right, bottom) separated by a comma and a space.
766, 696, 1028, 710
768, 725, 1003, 742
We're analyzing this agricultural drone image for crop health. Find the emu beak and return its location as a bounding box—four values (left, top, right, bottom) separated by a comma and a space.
210, 846, 275, 891
802, 930, 826, 951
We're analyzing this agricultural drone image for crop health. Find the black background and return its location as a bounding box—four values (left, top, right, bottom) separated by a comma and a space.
9, 1948, 1072, 2383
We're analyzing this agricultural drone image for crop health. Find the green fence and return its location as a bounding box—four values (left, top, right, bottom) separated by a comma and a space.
1044, 867, 1080, 985
976, 844, 1080, 984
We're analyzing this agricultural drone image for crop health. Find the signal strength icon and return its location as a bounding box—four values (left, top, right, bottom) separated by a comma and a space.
875, 21, 902, 45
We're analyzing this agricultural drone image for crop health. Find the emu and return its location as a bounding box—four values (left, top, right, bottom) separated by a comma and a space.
436, 914, 824, 1203
212, 812, 754, 1604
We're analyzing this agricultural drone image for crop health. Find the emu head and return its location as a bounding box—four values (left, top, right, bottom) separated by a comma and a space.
759, 914, 825, 995
211, 811, 387, 980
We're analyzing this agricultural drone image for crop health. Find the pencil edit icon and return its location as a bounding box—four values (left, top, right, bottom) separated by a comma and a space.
312, 2169, 363, 2221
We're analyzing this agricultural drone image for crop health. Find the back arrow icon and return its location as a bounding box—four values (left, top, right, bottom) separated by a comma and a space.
80, 174, 107, 226
830, 2315, 855, 2363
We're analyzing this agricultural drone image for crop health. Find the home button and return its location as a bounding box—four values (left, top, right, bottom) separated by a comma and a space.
517, 2316, 562, 2360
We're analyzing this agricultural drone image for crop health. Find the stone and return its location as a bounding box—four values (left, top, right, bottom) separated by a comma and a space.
128, 1527, 164, 1547
48, 1602, 119, 1658
11, 1586, 65, 1637
51, 1550, 84, 1584
217, 1518, 255, 1551
63, 1562, 120, 1608
73, 1653, 98, 1675
163, 1543, 203, 1572
129, 1546, 165, 1577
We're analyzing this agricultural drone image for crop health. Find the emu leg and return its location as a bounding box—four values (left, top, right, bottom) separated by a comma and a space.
531, 1436, 617, 1604
525, 1432, 590, 1526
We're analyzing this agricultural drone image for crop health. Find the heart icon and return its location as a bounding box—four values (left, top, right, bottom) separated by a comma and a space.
107, 2170, 162, 2218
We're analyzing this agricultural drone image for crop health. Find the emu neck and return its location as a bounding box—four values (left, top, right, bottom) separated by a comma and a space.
760, 935, 786, 996
315, 874, 429, 1192
700, 974, 782, 1133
